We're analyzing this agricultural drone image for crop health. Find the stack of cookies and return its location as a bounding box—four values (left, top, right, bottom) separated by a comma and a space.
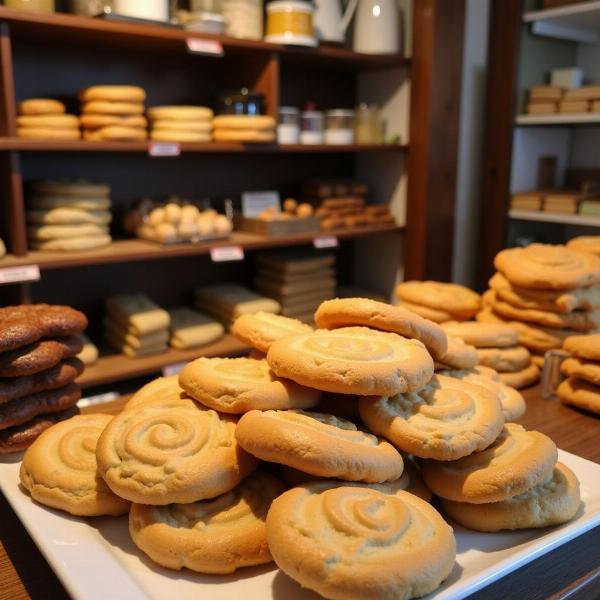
0, 304, 87, 454
104, 294, 170, 358
168, 307, 224, 350
212, 115, 276, 143
80, 85, 148, 142
27, 180, 112, 252
17, 98, 80, 140
254, 250, 337, 323
147, 106, 213, 143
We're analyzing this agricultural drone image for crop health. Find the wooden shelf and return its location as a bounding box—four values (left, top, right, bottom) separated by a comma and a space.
516, 113, 600, 126
509, 209, 600, 227
523, 1, 600, 44
78, 334, 248, 388
0, 224, 403, 271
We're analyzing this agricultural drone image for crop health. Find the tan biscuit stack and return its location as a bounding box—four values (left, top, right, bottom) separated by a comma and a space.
80, 85, 148, 141
104, 294, 170, 357
27, 180, 112, 252
0, 304, 87, 454
168, 307, 224, 350
17, 98, 81, 140
212, 114, 276, 143
147, 105, 213, 142
75, 333, 99, 366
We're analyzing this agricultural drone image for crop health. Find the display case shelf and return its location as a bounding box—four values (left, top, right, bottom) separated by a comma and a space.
516, 113, 600, 126
509, 209, 600, 227
523, 1, 600, 44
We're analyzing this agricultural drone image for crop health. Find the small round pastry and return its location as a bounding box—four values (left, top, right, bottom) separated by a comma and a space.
18, 98, 66, 115
440, 462, 580, 532
179, 204, 200, 222
266, 326, 434, 396
80, 85, 146, 103
179, 356, 321, 414
283, 198, 298, 213
178, 220, 198, 239
476, 345, 531, 372
164, 202, 181, 224
564, 332, 600, 360
81, 100, 145, 115
434, 337, 478, 370
296, 203, 314, 218
399, 300, 453, 323
359, 374, 504, 461
125, 375, 183, 409
19, 414, 130, 516
266, 484, 456, 600
441, 321, 518, 348
497, 363, 540, 389
557, 377, 600, 415
18, 127, 80, 140
422, 423, 558, 504
561, 357, 600, 385
236, 409, 404, 482
96, 396, 258, 504
154, 222, 178, 243
147, 105, 214, 121
314, 297, 448, 359
213, 214, 232, 235
129, 471, 285, 574
79, 114, 148, 129
147, 207, 166, 226
17, 114, 80, 129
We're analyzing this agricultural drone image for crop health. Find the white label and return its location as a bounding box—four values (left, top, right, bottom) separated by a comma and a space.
78, 391, 120, 408
241, 190, 280, 218
186, 37, 224, 56
162, 362, 187, 377
210, 245, 244, 262
148, 142, 181, 157
313, 236, 339, 249
0, 264, 40, 284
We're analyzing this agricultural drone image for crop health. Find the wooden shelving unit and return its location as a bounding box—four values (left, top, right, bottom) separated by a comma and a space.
516, 113, 600, 125
523, 1, 600, 44
509, 209, 600, 227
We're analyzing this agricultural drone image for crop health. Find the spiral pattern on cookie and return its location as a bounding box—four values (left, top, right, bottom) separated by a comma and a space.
58, 425, 102, 472
303, 335, 396, 361
214, 359, 266, 381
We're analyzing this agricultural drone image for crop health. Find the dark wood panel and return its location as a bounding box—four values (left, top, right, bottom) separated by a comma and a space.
0, 151, 26, 256
0, 24, 16, 136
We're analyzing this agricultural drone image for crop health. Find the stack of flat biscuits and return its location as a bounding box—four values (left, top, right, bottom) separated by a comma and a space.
0, 304, 87, 454
168, 307, 224, 350
27, 180, 112, 252
255, 251, 337, 323
17, 98, 80, 140
212, 114, 276, 143
147, 106, 213, 143
80, 85, 148, 142
104, 294, 170, 358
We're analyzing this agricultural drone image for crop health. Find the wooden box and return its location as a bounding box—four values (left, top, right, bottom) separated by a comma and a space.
234, 215, 321, 236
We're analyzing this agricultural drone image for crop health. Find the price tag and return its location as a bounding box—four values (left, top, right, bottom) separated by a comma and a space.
78, 391, 120, 408
0, 264, 40, 284
162, 362, 187, 377
210, 245, 245, 262
313, 236, 339, 249
186, 37, 224, 57
148, 142, 181, 157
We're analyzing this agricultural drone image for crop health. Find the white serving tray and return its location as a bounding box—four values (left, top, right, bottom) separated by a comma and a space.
1, 449, 599, 600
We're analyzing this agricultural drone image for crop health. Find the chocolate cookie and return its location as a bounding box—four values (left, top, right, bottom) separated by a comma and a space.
0, 358, 84, 404
0, 336, 83, 377
0, 405, 80, 454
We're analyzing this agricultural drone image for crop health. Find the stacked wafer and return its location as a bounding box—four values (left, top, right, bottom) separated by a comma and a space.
104, 294, 170, 357
254, 251, 337, 323
80, 85, 148, 142
168, 307, 224, 350
147, 106, 213, 143
0, 304, 87, 454
17, 98, 80, 140
212, 115, 275, 143
27, 180, 112, 252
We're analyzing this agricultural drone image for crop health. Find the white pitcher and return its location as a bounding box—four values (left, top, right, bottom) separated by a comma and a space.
351, 0, 400, 54
313, 0, 349, 43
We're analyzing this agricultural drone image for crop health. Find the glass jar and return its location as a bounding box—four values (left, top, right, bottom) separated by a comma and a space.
278, 107, 299, 144
69, 0, 110, 16
222, 0, 263, 40
355, 103, 381, 144
325, 109, 355, 145
300, 110, 324, 145
217, 88, 264, 115
5, 0, 55, 12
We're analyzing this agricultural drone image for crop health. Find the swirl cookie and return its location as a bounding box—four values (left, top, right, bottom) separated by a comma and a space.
557, 377, 600, 414
561, 357, 600, 385
179, 357, 320, 414
236, 409, 404, 482
476, 345, 531, 372
567, 235, 600, 256
422, 423, 558, 503
434, 337, 479, 370
125, 375, 183, 409
497, 363, 540, 389
266, 484, 456, 600
129, 471, 285, 574
267, 326, 434, 395
494, 243, 600, 289
564, 332, 600, 360
231, 312, 313, 353
399, 300, 453, 323
96, 397, 258, 504
314, 297, 448, 359
441, 321, 518, 348
19, 414, 130, 516
359, 374, 504, 461
440, 463, 580, 532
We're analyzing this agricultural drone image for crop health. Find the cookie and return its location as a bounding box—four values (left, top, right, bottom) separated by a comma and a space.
106, 294, 170, 336
151, 120, 212, 132
561, 357, 600, 384
28, 223, 109, 240
125, 375, 183, 410
27, 208, 112, 225
476, 345, 531, 372
150, 130, 211, 143
81, 100, 145, 115
0, 304, 87, 353
30, 235, 112, 252
266, 485, 456, 600
18, 98, 65, 115
398, 300, 453, 323
266, 326, 434, 396
422, 423, 557, 503
564, 332, 600, 360
79, 114, 148, 129
213, 115, 275, 130
0, 358, 83, 404
531, 354, 545, 368
212, 129, 275, 142
567, 235, 600, 256
76, 333, 98, 366
20, 414, 130, 516
129, 471, 285, 573
147, 106, 214, 121
494, 243, 600, 290
557, 377, 600, 414
0, 335, 83, 377
80, 85, 146, 103
179, 357, 321, 414
18, 127, 81, 140
359, 374, 505, 461
441, 321, 518, 348
236, 409, 403, 482
497, 363, 540, 389
168, 307, 224, 350
17, 114, 79, 129
314, 297, 448, 359
83, 126, 147, 141
32, 180, 110, 197
434, 337, 478, 369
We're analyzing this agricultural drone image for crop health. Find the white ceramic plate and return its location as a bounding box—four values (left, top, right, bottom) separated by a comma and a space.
1, 449, 599, 600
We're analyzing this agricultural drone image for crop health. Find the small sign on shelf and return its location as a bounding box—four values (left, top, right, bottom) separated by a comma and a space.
148, 142, 181, 157
0, 264, 40, 285
210, 245, 245, 262
313, 236, 339, 249
186, 38, 224, 57
162, 362, 188, 377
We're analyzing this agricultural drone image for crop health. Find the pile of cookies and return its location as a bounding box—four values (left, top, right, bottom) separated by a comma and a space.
0, 304, 87, 454
80, 85, 148, 142
147, 105, 213, 143
27, 180, 112, 252
17, 98, 80, 140
212, 114, 276, 143
168, 307, 224, 350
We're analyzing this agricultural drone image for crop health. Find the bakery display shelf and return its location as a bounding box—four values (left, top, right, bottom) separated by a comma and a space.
0, 7, 409, 70
78, 334, 248, 389
516, 113, 600, 126
523, 1, 600, 44
1, 225, 403, 270
509, 209, 600, 227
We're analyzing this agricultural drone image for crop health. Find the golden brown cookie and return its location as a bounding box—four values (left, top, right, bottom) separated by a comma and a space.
149, 130, 211, 143
434, 337, 479, 370
80, 85, 146, 103
497, 363, 540, 389
561, 357, 600, 385
398, 300, 454, 323
18, 127, 80, 140
213, 114, 276, 130
557, 376, 600, 414
564, 332, 600, 360
125, 375, 183, 409
476, 345, 531, 372
441, 321, 518, 348
396, 280, 481, 319
83, 126, 147, 141
27, 208, 112, 225
147, 105, 214, 121
30, 235, 112, 252
213, 129, 275, 142
17, 115, 79, 129
82, 100, 145, 115
566, 235, 600, 256
18, 98, 65, 115
79, 114, 148, 129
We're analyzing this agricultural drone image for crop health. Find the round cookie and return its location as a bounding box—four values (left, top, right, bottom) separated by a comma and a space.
359, 374, 504, 461
422, 423, 557, 504
150, 130, 211, 143
435, 337, 479, 370
129, 471, 285, 574
231, 312, 313, 353
441, 321, 518, 348
564, 332, 600, 360
561, 357, 600, 385
476, 345, 531, 372
83, 126, 147, 141
151, 120, 212, 132
19, 414, 130, 516
567, 235, 600, 256
213, 114, 276, 129
125, 375, 183, 409
80, 85, 146, 103
27, 208, 112, 225
96, 396, 258, 504
497, 363, 540, 389
494, 243, 600, 290
17, 114, 79, 129
236, 409, 404, 482
266, 484, 456, 600
399, 300, 454, 323
32, 180, 110, 197
531, 354, 545, 368
266, 326, 434, 396
82, 100, 145, 115
29, 196, 111, 211
147, 105, 214, 121
18, 98, 65, 115
440, 462, 580, 532
30, 235, 112, 252
557, 377, 600, 415
213, 129, 275, 142
80, 114, 148, 129
18, 128, 80, 140
314, 297, 448, 359
28, 223, 108, 240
